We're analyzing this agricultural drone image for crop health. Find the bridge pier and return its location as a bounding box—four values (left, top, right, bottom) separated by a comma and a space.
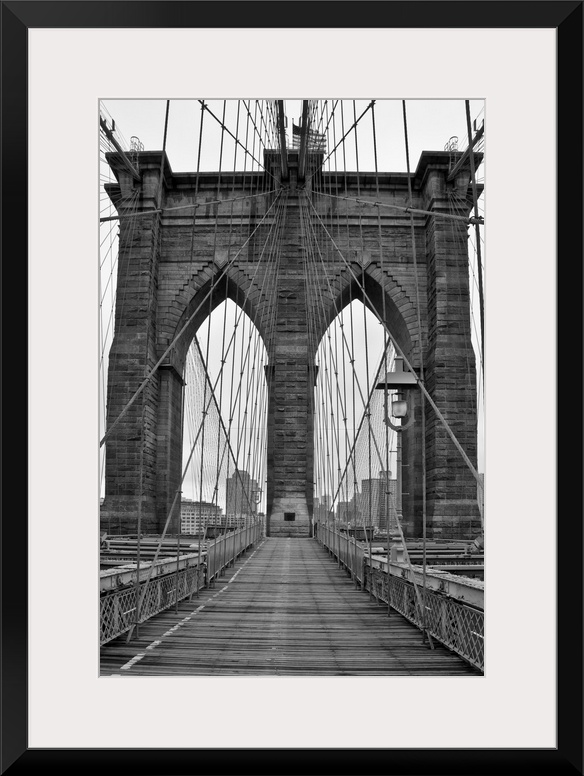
266, 187, 313, 538
100, 162, 164, 535
422, 165, 481, 539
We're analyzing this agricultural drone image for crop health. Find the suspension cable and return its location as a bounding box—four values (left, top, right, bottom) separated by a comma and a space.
402, 99, 432, 645
303, 189, 483, 226
100, 191, 283, 447
304, 194, 483, 494
132, 99, 170, 639
465, 100, 485, 377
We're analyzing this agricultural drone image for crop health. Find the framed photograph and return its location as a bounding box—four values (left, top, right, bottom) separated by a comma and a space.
7, 1, 582, 773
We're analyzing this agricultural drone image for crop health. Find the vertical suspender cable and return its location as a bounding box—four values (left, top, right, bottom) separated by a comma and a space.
349, 276, 359, 583
175, 368, 186, 611
334, 103, 357, 582
444, 190, 482, 534
212, 100, 237, 571
402, 100, 432, 647
353, 100, 375, 598
371, 103, 393, 615
465, 100, 485, 382
132, 99, 170, 640
187, 101, 206, 284
197, 273, 213, 576
133, 181, 284, 606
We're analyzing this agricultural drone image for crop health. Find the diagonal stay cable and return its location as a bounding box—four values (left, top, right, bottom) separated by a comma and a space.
199, 99, 280, 185
306, 189, 484, 226
134, 304, 270, 621
330, 351, 430, 623
163, 187, 286, 512
304, 193, 483, 494
100, 191, 283, 447
300, 193, 371, 413
99, 189, 280, 222
306, 99, 376, 182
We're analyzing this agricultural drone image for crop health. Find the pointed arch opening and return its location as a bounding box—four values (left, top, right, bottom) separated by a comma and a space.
314, 269, 419, 369
313, 299, 405, 536
179, 299, 269, 536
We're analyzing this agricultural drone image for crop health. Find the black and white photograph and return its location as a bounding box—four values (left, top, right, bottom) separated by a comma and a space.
14, 7, 578, 771
98, 98, 485, 677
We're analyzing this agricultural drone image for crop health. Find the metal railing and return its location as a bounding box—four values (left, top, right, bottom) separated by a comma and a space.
206, 520, 263, 584
364, 565, 484, 671
316, 523, 484, 672
100, 563, 204, 645
316, 522, 366, 585
100, 520, 264, 645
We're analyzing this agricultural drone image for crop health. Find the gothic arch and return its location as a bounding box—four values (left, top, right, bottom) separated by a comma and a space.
157, 267, 269, 377
312, 265, 424, 370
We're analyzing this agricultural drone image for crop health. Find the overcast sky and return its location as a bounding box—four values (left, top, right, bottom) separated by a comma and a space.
101, 98, 484, 174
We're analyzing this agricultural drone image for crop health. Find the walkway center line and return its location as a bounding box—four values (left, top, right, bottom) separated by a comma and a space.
118, 538, 267, 670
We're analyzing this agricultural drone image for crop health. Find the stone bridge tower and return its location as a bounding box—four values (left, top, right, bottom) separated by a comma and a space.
100, 145, 482, 540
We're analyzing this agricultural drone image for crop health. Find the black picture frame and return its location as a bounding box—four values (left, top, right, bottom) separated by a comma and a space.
3, 1, 582, 773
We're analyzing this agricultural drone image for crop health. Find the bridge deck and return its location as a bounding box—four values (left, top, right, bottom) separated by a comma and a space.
100, 538, 480, 676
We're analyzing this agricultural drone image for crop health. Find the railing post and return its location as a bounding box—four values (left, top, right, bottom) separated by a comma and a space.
113, 595, 120, 636
210, 535, 217, 587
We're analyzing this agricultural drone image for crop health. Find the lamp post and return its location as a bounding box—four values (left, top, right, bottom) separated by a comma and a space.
250, 487, 262, 544
375, 355, 432, 646
375, 355, 418, 610
375, 355, 417, 532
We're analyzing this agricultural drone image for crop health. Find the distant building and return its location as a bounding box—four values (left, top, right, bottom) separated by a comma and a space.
360, 470, 397, 529
336, 500, 352, 523
314, 494, 333, 522
180, 499, 223, 534
336, 491, 363, 525
226, 469, 260, 522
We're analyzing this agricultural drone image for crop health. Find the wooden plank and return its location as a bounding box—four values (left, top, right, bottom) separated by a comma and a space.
100, 538, 481, 676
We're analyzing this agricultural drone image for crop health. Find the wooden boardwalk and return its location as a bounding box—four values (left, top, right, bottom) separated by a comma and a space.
100, 538, 480, 676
